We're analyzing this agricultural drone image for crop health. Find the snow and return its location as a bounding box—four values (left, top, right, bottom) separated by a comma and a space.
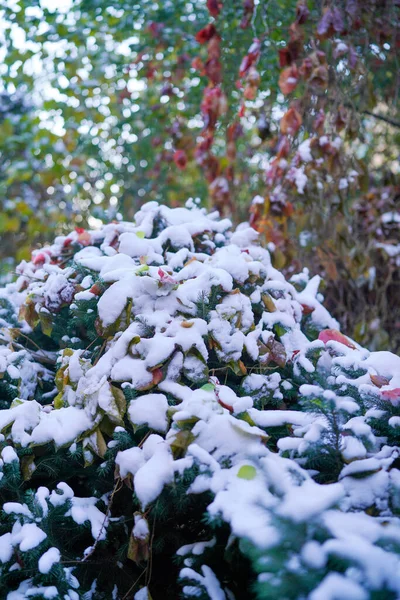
128, 393, 169, 432
11, 522, 47, 551
249, 409, 314, 428
298, 138, 312, 162
309, 573, 368, 600
180, 565, 226, 600
116, 447, 144, 478
134, 437, 175, 508
7, 582, 59, 599
1, 446, 18, 463
278, 481, 345, 522
293, 167, 307, 194
30, 406, 94, 447
0, 532, 13, 563
300, 540, 326, 569
38, 547, 61, 574
1, 199, 400, 599
133, 514, 149, 540
68, 496, 107, 540
134, 588, 151, 600
97, 279, 134, 327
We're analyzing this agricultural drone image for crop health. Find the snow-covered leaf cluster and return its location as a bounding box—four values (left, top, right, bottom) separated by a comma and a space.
0, 200, 399, 599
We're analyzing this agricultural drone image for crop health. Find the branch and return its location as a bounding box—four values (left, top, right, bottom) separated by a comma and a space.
363, 110, 400, 129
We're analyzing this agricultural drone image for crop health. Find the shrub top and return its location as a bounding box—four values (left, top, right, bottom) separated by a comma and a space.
0, 200, 400, 599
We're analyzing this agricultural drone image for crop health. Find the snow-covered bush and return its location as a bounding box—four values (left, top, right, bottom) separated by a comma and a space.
0, 200, 399, 599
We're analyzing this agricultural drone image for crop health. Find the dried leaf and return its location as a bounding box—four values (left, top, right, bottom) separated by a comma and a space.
278, 65, 299, 95
280, 108, 303, 136
370, 374, 390, 388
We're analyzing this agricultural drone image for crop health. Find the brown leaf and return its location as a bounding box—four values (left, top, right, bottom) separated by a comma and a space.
127, 514, 150, 564
280, 108, 303, 136
278, 65, 299, 95
309, 65, 329, 93
370, 374, 390, 388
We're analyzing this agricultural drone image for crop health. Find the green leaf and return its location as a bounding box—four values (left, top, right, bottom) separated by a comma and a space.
200, 383, 215, 392
237, 465, 257, 480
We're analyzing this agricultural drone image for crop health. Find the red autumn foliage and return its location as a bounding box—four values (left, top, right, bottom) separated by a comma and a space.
173, 150, 188, 170
240, 0, 255, 29
195, 24, 217, 44
318, 329, 356, 349
381, 388, 400, 404
239, 38, 261, 77
207, 0, 221, 17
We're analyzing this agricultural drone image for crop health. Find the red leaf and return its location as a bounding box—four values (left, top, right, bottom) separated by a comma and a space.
151, 368, 163, 386
195, 24, 217, 44
205, 57, 222, 84
240, 0, 255, 28
296, 0, 309, 24
32, 252, 48, 266
191, 56, 205, 73
381, 388, 400, 404
309, 65, 329, 92
279, 48, 292, 67
318, 329, 356, 349
301, 303, 315, 315
173, 150, 188, 170
158, 268, 175, 284
207, 0, 221, 17
278, 65, 299, 95
147, 22, 164, 38
89, 283, 105, 296
283, 201, 294, 217
313, 109, 325, 132
77, 230, 91, 246
276, 135, 290, 159
239, 38, 261, 77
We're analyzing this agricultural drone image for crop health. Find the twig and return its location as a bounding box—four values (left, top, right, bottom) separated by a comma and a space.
145, 500, 158, 590
81, 477, 123, 563
84, 335, 101, 353
122, 568, 147, 600
92, 338, 108, 366
362, 110, 400, 129
0, 338, 57, 366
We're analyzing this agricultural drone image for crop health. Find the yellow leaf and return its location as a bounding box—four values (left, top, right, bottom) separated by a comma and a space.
21, 455, 36, 481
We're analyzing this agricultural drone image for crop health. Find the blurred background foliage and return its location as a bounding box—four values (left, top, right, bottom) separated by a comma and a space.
0, 0, 398, 351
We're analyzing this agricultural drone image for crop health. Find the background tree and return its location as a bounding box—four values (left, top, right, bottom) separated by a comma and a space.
0, 0, 398, 349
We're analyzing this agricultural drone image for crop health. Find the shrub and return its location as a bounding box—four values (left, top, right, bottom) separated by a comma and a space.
0, 200, 399, 599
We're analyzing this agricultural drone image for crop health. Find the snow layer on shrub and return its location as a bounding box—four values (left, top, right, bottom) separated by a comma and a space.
0, 200, 399, 599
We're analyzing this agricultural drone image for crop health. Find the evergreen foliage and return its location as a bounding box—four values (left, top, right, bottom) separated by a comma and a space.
0, 201, 399, 599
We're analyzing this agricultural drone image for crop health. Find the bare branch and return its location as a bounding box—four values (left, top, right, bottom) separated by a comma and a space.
363, 110, 400, 129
